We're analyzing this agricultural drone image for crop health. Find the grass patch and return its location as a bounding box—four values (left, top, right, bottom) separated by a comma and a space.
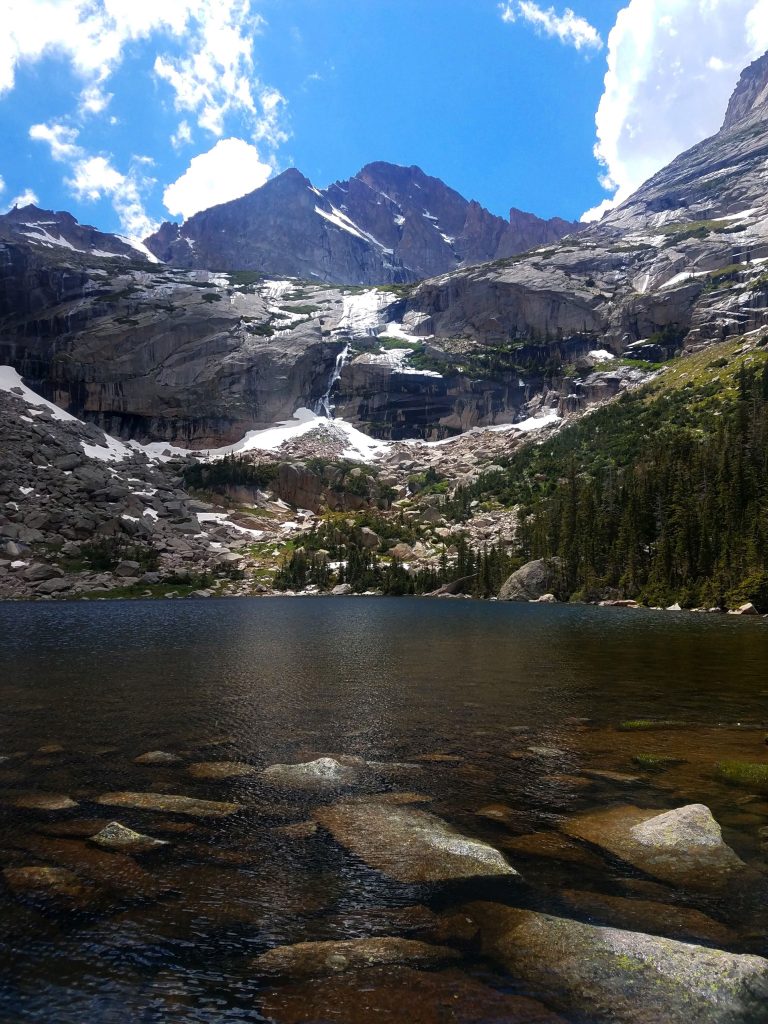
716, 761, 768, 791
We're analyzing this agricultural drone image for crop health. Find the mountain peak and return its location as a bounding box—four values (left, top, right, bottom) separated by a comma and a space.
143, 160, 579, 283
722, 49, 768, 130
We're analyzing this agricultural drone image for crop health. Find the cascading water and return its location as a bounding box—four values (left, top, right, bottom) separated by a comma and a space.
313, 289, 392, 418
315, 343, 350, 418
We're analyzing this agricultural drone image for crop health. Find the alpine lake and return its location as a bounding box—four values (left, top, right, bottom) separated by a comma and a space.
1, 597, 767, 1023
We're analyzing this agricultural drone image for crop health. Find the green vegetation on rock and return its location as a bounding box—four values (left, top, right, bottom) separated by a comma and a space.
716, 761, 768, 791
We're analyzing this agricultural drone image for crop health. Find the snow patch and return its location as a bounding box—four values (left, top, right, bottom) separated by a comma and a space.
334, 290, 392, 336
315, 205, 388, 249
117, 235, 161, 263
0, 366, 77, 422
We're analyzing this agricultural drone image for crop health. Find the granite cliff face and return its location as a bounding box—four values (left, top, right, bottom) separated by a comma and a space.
396, 48, 768, 367
144, 162, 581, 285
722, 50, 768, 130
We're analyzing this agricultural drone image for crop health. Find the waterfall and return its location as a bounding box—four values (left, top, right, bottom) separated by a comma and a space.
315, 343, 350, 418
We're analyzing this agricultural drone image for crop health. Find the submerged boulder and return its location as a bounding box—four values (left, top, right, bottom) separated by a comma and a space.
3, 865, 93, 904
562, 804, 746, 890
133, 751, 184, 766
253, 937, 459, 979
557, 888, 736, 947
95, 791, 243, 817
186, 761, 259, 779
13, 793, 78, 812
464, 902, 768, 1024
314, 802, 518, 883
258, 966, 568, 1024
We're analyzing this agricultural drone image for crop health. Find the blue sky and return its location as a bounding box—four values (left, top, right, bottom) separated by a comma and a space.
1, 1, 767, 239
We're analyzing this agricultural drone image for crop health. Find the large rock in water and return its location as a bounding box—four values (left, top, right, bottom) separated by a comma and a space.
262, 757, 359, 790
314, 803, 517, 882
463, 902, 768, 1024
562, 804, 746, 890
498, 559, 562, 602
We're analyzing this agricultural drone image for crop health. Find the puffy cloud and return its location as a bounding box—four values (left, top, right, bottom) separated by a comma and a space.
30, 121, 157, 237
79, 82, 113, 116
68, 156, 157, 237
6, 188, 40, 210
1, 1, 287, 144
583, 0, 768, 220
29, 122, 81, 162
154, 0, 264, 137
163, 137, 272, 219
499, 1, 602, 51
0, 176, 5, 194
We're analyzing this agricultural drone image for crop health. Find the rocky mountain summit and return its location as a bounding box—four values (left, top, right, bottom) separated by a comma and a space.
144, 162, 580, 284
0, 204, 157, 262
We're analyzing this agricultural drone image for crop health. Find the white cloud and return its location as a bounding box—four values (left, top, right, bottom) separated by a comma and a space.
499, 1, 602, 51
29, 122, 81, 162
163, 137, 272, 219
30, 121, 157, 237
153, 1, 264, 137
79, 82, 113, 116
7, 188, 40, 210
171, 119, 193, 149
0, 176, 5, 194
1, 2, 288, 144
584, 0, 768, 219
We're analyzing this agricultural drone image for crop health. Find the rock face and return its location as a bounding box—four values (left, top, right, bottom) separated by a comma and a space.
465, 902, 768, 1024
722, 51, 768, 130
314, 802, 517, 882
498, 559, 562, 602
144, 163, 580, 285
562, 804, 746, 890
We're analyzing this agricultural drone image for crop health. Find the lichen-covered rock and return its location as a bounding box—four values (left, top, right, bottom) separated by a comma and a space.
562, 804, 746, 890
464, 902, 768, 1024
314, 802, 518, 883
89, 821, 169, 853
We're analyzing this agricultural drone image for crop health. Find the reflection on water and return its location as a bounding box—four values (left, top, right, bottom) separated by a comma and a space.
0, 598, 767, 1022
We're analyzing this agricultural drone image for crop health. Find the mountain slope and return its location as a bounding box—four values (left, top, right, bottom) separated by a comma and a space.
144, 162, 581, 284
0, 204, 158, 263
